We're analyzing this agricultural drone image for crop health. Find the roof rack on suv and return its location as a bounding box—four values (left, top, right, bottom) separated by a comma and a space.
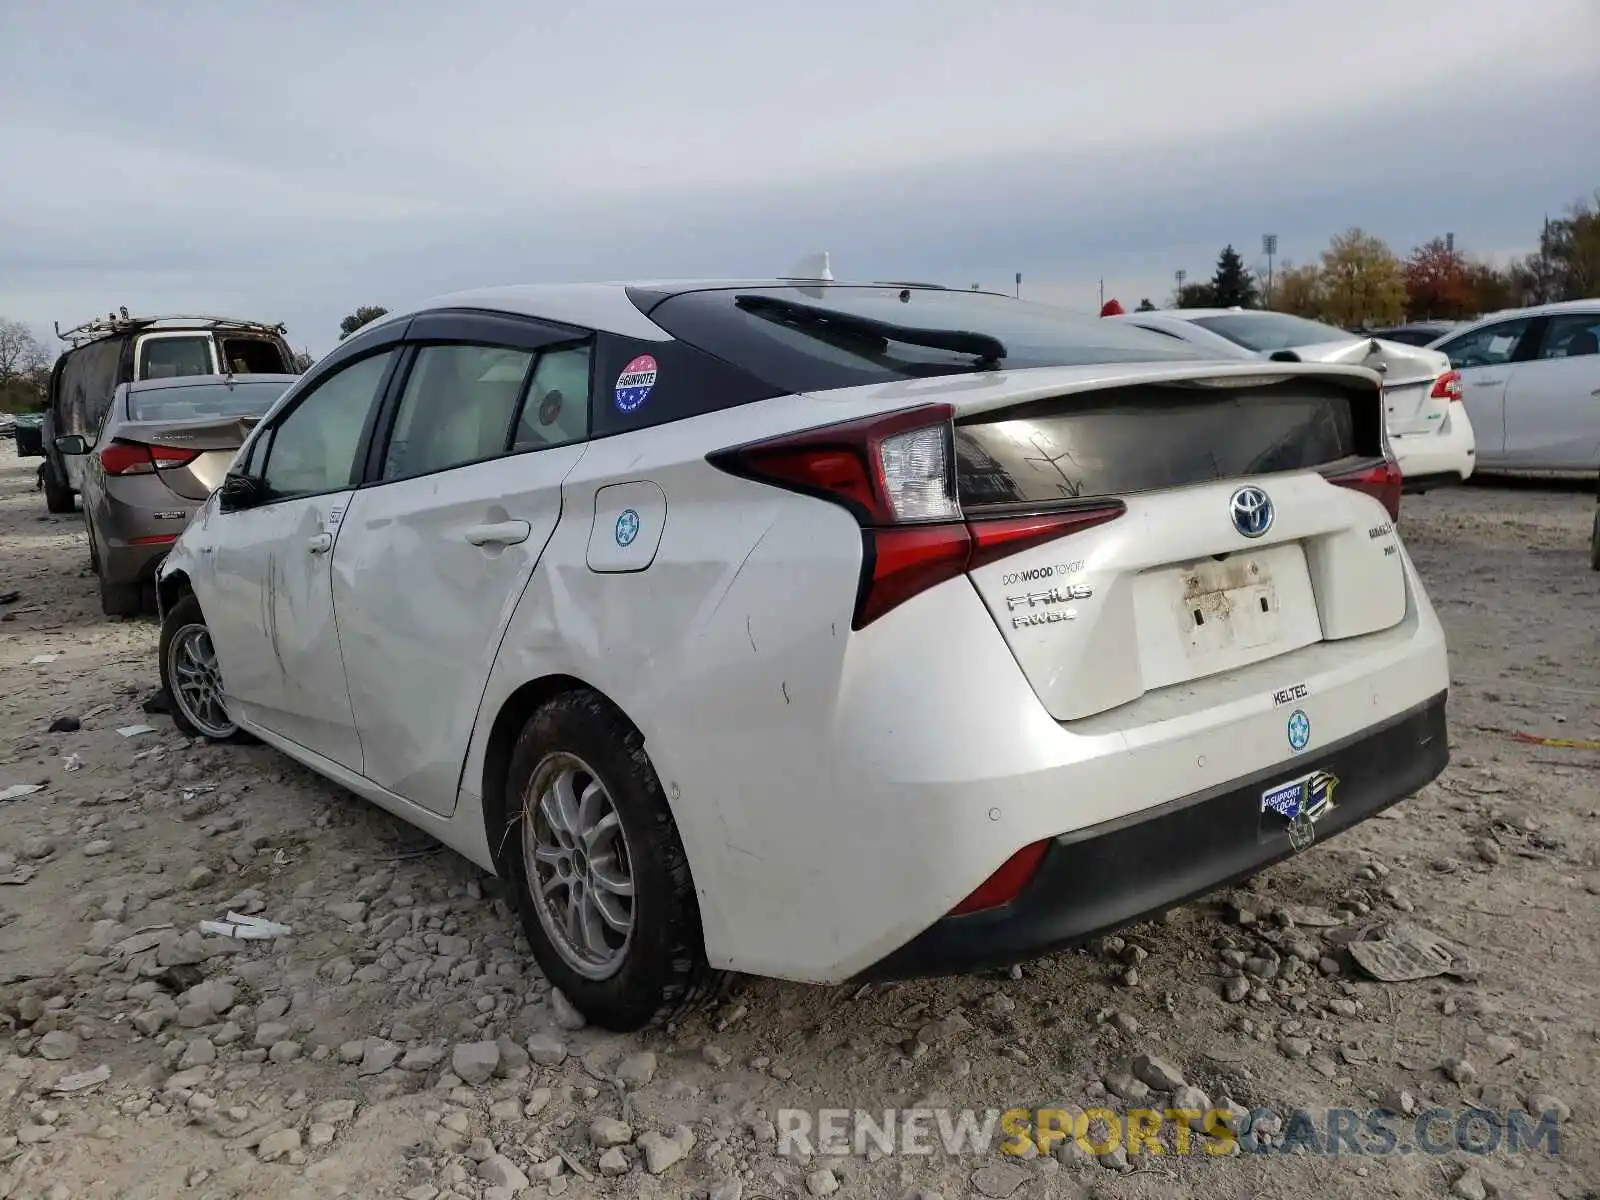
54, 310, 289, 346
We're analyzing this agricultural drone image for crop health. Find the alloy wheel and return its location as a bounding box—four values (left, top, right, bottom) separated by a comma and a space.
522, 753, 636, 980
167, 622, 236, 739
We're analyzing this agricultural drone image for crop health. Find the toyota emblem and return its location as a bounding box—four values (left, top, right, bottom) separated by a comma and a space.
1230, 486, 1274, 539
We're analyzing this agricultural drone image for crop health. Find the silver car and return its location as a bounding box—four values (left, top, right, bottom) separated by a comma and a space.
56, 374, 297, 615
1427, 300, 1600, 473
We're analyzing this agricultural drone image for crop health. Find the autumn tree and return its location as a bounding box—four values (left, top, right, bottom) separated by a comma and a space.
339, 306, 389, 341
1403, 239, 1475, 320
1318, 228, 1406, 327
1269, 263, 1325, 318
1544, 190, 1600, 299
1464, 261, 1516, 316
1210, 244, 1260, 308
1135, 298, 1157, 312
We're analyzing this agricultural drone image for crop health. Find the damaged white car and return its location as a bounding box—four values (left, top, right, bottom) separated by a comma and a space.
1113, 309, 1476, 492
155, 281, 1451, 1030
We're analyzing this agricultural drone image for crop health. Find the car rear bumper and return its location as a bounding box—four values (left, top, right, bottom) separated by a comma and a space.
855, 689, 1448, 981
94, 486, 195, 586
1391, 416, 1474, 485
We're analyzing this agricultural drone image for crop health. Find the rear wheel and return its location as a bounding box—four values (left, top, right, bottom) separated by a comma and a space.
42, 460, 74, 514
1590, 503, 1599, 572
502, 690, 708, 1031
158, 594, 246, 741
99, 576, 143, 618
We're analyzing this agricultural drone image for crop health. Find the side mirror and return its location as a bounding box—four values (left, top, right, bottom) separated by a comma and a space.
218, 472, 264, 513
54, 434, 90, 455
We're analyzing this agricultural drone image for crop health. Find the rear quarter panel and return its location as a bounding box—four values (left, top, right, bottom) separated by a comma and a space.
464, 394, 881, 969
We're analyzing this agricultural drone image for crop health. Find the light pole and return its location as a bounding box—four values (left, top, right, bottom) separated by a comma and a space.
1014, 272, 1022, 299
1175, 269, 1187, 307
1262, 234, 1278, 307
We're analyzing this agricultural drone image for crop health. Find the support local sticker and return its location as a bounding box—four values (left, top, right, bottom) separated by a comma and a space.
614, 354, 658, 413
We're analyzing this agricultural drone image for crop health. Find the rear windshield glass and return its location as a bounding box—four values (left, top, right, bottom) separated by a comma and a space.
129, 380, 292, 422
955, 379, 1370, 508
138, 336, 214, 379
1190, 313, 1352, 352
639, 286, 1208, 393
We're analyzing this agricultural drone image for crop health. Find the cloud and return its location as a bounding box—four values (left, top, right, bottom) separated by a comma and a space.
1, 0, 1595, 348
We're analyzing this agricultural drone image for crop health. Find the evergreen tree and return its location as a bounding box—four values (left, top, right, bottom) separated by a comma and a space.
1210, 245, 1260, 308
1135, 298, 1157, 312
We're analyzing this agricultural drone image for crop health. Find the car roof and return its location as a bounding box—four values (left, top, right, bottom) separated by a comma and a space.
1125, 308, 1254, 322
126, 373, 300, 393
403, 280, 993, 341
1475, 298, 1600, 322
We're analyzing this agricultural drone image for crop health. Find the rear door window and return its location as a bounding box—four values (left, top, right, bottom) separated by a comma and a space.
380, 344, 535, 481
137, 335, 216, 380
513, 344, 592, 451
1534, 313, 1600, 360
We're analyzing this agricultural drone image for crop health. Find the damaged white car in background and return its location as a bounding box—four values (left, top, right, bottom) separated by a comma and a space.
1113, 308, 1476, 493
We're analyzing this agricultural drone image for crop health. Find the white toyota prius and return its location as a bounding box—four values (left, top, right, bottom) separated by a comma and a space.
155, 280, 1451, 1030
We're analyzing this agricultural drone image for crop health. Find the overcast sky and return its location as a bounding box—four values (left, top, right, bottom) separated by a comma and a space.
3, 0, 1597, 353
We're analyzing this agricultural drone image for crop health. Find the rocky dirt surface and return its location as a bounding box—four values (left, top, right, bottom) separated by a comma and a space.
0, 437, 1596, 1200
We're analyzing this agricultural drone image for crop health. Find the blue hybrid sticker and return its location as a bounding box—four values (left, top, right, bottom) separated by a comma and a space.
1286, 708, 1312, 752
614, 508, 640, 547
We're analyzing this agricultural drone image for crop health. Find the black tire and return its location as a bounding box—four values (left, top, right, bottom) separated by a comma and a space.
502, 690, 708, 1032
158, 593, 249, 742
99, 576, 143, 618
1589, 505, 1599, 572
42, 460, 74, 514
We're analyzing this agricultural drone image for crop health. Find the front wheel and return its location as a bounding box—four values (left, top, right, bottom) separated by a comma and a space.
158, 594, 247, 741
503, 691, 709, 1031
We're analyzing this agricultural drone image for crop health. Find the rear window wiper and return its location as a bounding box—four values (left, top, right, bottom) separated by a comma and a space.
734, 294, 1006, 365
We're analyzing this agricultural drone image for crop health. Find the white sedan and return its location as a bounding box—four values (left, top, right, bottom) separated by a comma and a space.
155, 281, 1451, 1029
1427, 299, 1600, 473
1112, 309, 1476, 491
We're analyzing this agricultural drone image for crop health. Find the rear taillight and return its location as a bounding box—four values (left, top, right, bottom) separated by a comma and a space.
98, 440, 200, 476
949, 840, 1049, 915
709, 405, 1126, 628
1430, 369, 1463, 402
1327, 454, 1402, 522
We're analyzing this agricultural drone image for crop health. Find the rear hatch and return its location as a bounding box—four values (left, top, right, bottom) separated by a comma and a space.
955, 371, 1405, 721
1276, 337, 1452, 435
113, 416, 258, 500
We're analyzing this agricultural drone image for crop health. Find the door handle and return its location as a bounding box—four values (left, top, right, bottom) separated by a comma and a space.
464, 520, 531, 547
306, 532, 333, 554
1475, 378, 1504, 386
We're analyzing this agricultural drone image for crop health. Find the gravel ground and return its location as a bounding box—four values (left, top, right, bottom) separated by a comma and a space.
1, 437, 1596, 1200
